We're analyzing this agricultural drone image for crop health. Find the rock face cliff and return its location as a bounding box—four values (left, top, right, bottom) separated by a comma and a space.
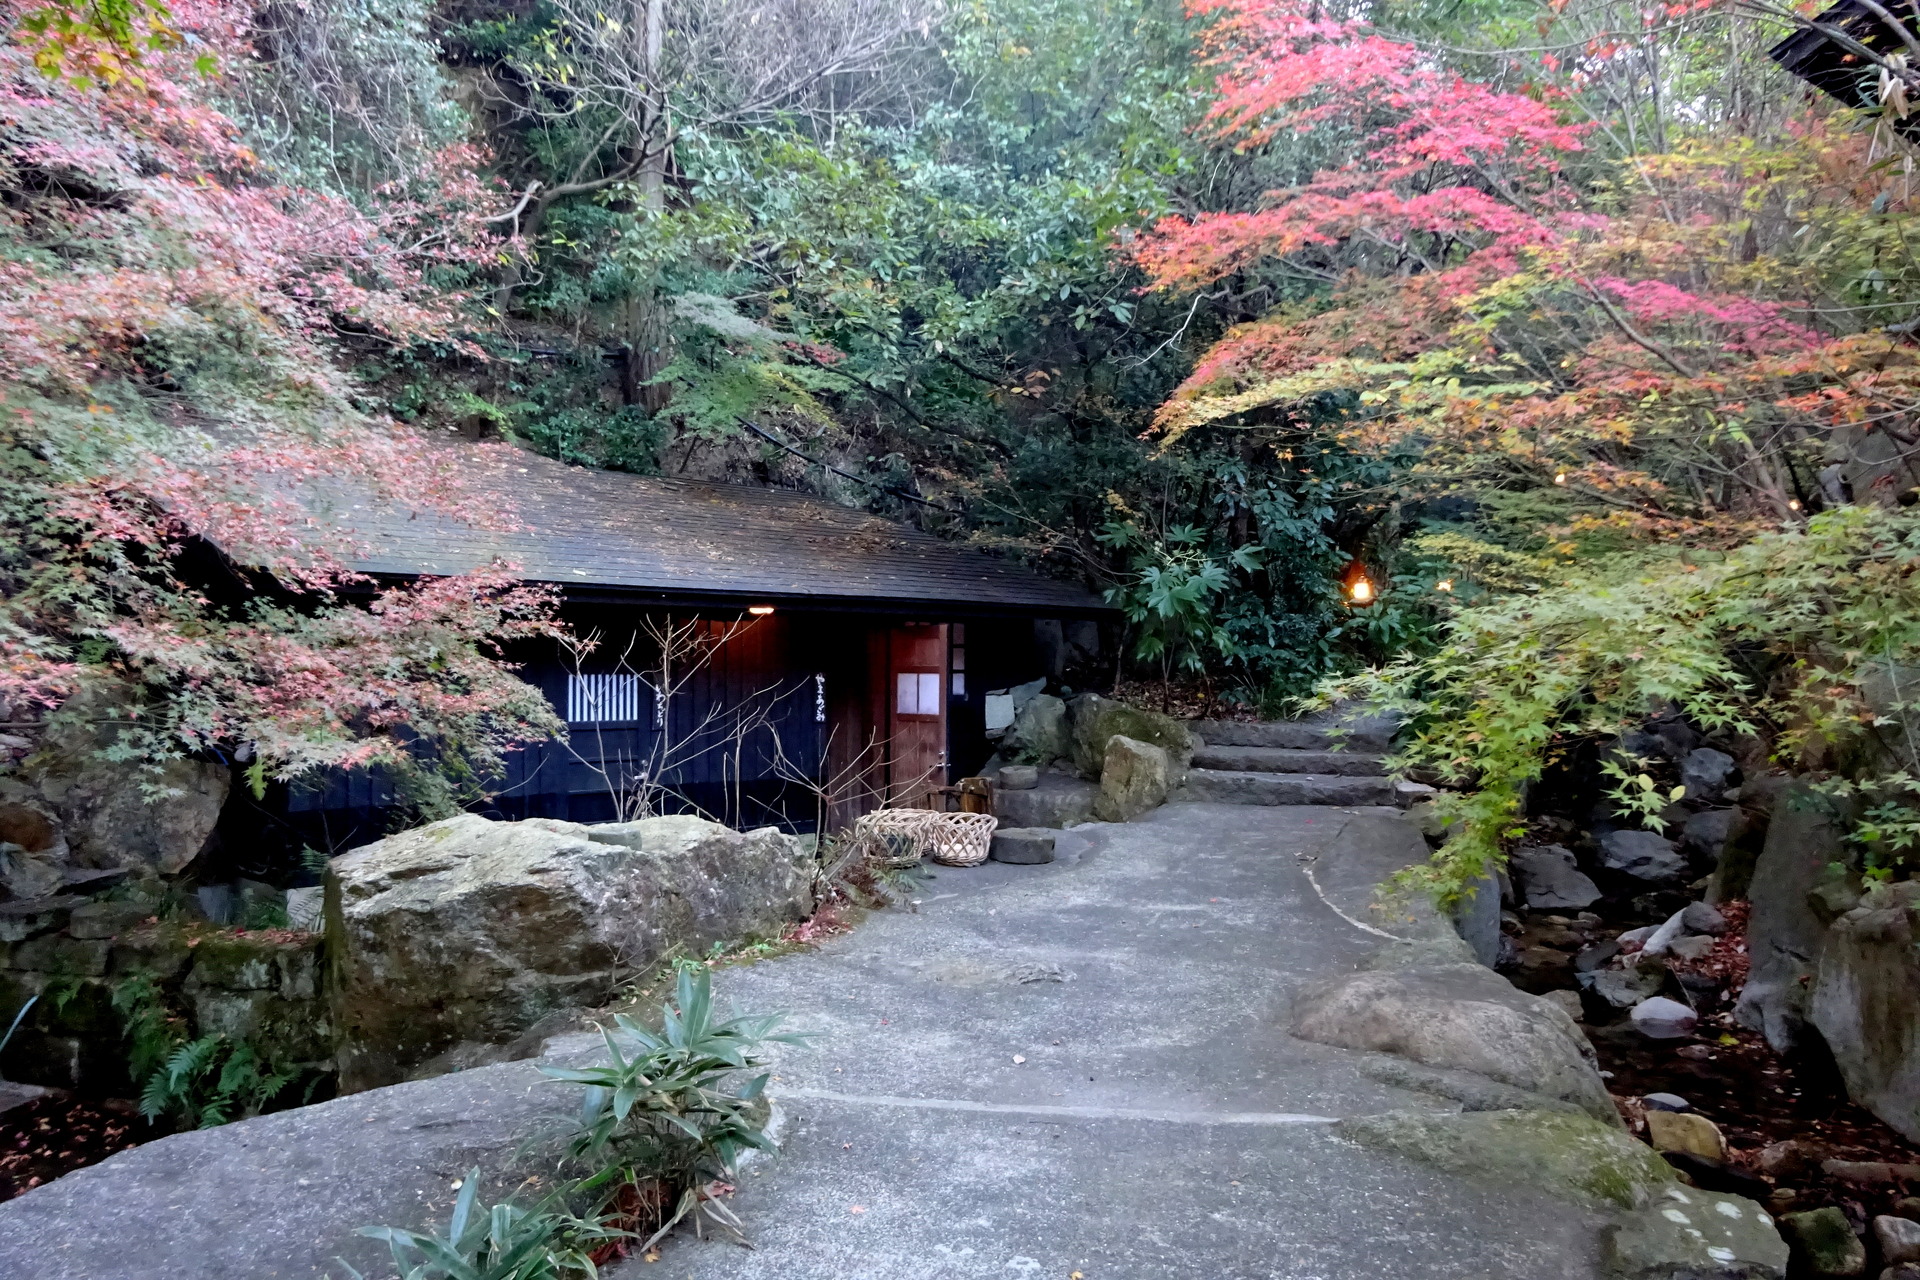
1807, 881, 1920, 1144
328, 813, 815, 1091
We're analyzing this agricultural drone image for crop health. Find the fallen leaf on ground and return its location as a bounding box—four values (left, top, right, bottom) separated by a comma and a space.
1013, 1054, 1026, 1064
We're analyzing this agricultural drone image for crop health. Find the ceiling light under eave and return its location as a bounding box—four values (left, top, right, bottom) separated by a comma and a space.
748, 605, 776, 616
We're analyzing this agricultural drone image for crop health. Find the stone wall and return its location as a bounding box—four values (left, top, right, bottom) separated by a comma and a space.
0, 889, 327, 1093
0, 682, 230, 898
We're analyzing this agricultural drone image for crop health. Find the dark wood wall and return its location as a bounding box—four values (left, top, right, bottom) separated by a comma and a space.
249, 603, 1054, 872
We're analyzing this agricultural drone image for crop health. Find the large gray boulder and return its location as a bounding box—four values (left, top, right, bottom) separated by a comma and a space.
1093, 735, 1170, 822
4, 680, 228, 879
0, 1031, 608, 1280
1807, 881, 1920, 1143
1290, 957, 1617, 1122
1003, 694, 1070, 767
1736, 783, 1850, 1053
1066, 693, 1193, 779
1601, 830, 1690, 884
1509, 844, 1602, 910
1607, 1186, 1788, 1279
329, 813, 814, 1091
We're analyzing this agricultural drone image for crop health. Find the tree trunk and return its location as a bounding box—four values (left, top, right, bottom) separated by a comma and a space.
621, 0, 673, 414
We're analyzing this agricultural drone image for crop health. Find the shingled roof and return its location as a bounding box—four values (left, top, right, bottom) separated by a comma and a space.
324, 446, 1108, 614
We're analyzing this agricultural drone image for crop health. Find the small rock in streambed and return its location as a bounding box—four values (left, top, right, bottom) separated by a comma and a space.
1575, 939, 1620, 972
1682, 900, 1729, 934
1897, 1197, 1920, 1221
1756, 1140, 1825, 1180
1883, 1265, 1920, 1280
1668, 934, 1717, 962
1602, 830, 1691, 884
1683, 807, 1741, 855
1646, 1109, 1729, 1163
1582, 966, 1667, 1009
1620, 924, 1659, 947
1639, 907, 1694, 957
1630, 996, 1699, 1039
1874, 1217, 1920, 1267
1509, 843, 1602, 910
1643, 1092, 1691, 1112
1634, 890, 1693, 919
1778, 1206, 1867, 1278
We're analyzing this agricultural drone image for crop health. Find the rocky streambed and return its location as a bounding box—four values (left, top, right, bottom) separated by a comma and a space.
1470, 733, 1920, 1277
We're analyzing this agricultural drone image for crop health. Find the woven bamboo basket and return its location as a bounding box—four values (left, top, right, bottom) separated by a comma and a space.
921, 810, 998, 867
851, 808, 940, 868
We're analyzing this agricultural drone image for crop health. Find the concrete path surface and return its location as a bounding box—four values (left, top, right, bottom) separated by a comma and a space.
624, 802, 1606, 1280
0, 801, 1607, 1279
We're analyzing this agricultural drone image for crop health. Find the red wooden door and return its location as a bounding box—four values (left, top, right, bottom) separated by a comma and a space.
886, 623, 947, 805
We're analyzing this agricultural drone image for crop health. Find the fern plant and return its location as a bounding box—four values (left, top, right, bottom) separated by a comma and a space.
114, 972, 300, 1128
137, 1035, 298, 1128
541, 966, 805, 1251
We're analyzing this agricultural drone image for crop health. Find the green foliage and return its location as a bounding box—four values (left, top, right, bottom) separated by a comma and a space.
1847, 774, 1920, 880
540, 966, 805, 1250
347, 970, 799, 1276
1100, 520, 1254, 683
136, 1034, 298, 1129
1324, 505, 1920, 903
112, 969, 182, 1088
16, 0, 200, 88
345, 1168, 619, 1280
113, 969, 301, 1129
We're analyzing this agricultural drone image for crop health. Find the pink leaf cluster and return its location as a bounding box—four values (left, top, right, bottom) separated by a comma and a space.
0, 0, 563, 789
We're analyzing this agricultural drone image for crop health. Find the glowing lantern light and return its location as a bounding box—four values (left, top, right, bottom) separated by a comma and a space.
1349, 577, 1374, 604
1553, 472, 1568, 485
1436, 579, 1453, 593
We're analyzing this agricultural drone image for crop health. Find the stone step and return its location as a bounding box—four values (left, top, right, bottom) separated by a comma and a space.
1178, 768, 1397, 807
1190, 745, 1387, 777
1189, 709, 1397, 753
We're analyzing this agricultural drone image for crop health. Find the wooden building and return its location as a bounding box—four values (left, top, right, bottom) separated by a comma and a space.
1770, 0, 1920, 136
261, 448, 1109, 856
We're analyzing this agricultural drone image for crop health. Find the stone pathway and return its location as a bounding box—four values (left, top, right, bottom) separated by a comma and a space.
625, 802, 1607, 1280
0, 801, 1611, 1279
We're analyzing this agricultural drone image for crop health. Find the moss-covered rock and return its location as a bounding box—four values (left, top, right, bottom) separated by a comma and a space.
1778, 1206, 1866, 1277
1066, 694, 1193, 779
1093, 735, 1170, 822
1004, 694, 1070, 766
1338, 1109, 1676, 1212
186, 933, 303, 992
108, 923, 196, 983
